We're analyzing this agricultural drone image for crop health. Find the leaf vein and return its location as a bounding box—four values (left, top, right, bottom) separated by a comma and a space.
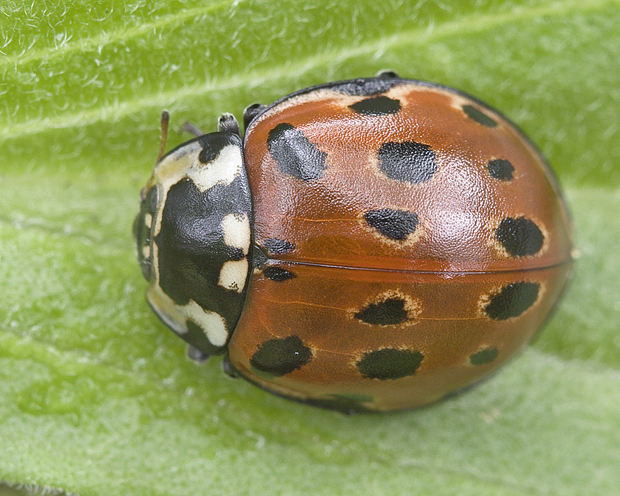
1, 0, 617, 140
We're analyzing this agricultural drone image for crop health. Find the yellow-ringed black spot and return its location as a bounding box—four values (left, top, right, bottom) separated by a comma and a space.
355, 297, 410, 325
488, 159, 514, 181
470, 347, 499, 365
484, 282, 539, 320
263, 238, 295, 255
250, 336, 312, 377
349, 96, 401, 115
378, 141, 438, 184
267, 123, 327, 181
496, 217, 544, 257
462, 105, 498, 127
263, 266, 296, 281
357, 348, 424, 380
364, 209, 419, 241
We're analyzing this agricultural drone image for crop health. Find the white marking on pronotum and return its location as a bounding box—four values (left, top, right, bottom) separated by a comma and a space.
151, 141, 244, 238
218, 259, 249, 293
187, 144, 243, 192
221, 212, 251, 254
146, 280, 230, 347
182, 301, 229, 346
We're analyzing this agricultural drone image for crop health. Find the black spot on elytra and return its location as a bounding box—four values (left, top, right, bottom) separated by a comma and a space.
364, 209, 419, 241
378, 141, 438, 184
267, 123, 327, 181
470, 347, 499, 366
462, 105, 498, 127
250, 336, 312, 377
263, 266, 296, 281
355, 298, 410, 325
197, 132, 236, 163
333, 78, 402, 96
488, 159, 515, 181
496, 217, 544, 257
263, 238, 295, 255
357, 348, 424, 380
349, 96, 401, 116
484, 282, 540, 320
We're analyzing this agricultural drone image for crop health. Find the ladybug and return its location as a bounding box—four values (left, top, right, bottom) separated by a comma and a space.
134, 73, 572, 413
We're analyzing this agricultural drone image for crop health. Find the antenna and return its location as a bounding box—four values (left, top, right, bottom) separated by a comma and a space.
157, 110, 170, 162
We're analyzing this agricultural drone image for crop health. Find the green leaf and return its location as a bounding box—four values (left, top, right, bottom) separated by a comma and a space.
1, 0, 619, 495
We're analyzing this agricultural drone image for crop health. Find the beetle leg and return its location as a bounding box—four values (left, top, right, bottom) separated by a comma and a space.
221, 355, 240, 378
217, 112, 241, 136
375, 69, 400, 79
186, 345, 210, 364
243, 103, 267, 129
180, 121, 205, 137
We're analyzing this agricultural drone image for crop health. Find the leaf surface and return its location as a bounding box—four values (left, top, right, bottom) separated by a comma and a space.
1, 1, 620, 494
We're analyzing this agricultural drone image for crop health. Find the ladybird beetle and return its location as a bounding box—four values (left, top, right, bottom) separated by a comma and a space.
134, 73, 572, 413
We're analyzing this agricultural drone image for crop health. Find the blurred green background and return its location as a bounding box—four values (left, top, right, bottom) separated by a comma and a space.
1, 0, 619, 495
